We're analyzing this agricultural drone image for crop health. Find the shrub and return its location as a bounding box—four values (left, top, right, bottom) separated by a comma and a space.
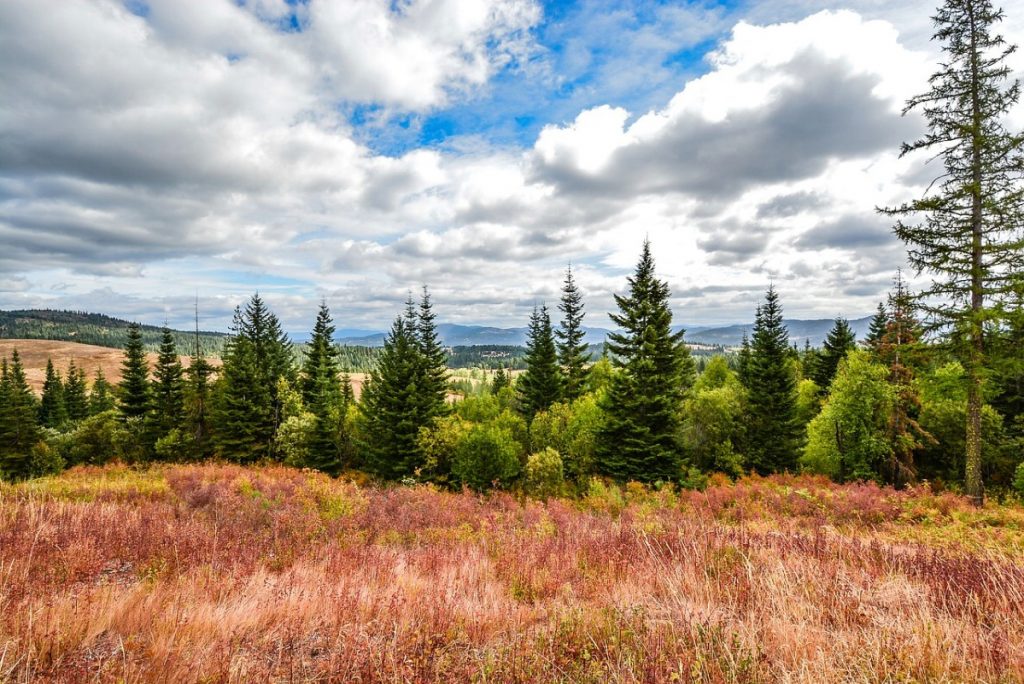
451, 423, 522, 491
523, 447, 564, 499
1014, 461, 1024, 499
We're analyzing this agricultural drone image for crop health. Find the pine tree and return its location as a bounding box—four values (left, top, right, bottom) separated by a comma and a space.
300, 301, 343, 474
184, 307, 214, 458
744, 286, 799, 474
596, 240, 695, 482
736, 332, 753, 386
556, 266, 591, 401
518, 305, 562, 418
415, 286, 449, 420
119, 322, 151, 420
991, 277, 1024, 439
38, 359, 67, 428
63, 360, 89, 422
880, 0, 1024, 504
812, 318, 857, 390
359, 316, 427, 479
0, 351, 42, 480
491, 366, 510, 395
150, 326, 185, 446
89, 369, 115, 414
212, 295, 293, 462
863, 303, 888, 353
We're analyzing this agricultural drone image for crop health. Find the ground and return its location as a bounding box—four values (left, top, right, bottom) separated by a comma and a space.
1, 464, 1022, 682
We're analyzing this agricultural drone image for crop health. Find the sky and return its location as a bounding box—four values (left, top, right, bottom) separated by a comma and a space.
1, 0, 1023, 335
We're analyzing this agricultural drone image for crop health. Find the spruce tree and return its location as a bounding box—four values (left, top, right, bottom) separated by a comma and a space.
518, 305, 562, 418
119, 322, 151, 420
89, 369, 116, 414
596, 240, 695, 482
415, 286, 449, 420
812, 318, 857, 390
556, 266, 591, 401
300, 301, 343, 474
865, 302, 890, 352
880, 0, 1024, 504
38, 359, 67, 428
359, 316, 426, 479
736, 332, 753, 386
491, 366, 510, 395
0, 351, 42, 480
184, 311, 214, 458
150, 326, 185, 446
991, 277, 1024, 439
63, 360, 89, 422
744, 286, 799, 474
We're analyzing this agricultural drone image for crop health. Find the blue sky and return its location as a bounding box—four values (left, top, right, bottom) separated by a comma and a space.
0, 0, 1022, 333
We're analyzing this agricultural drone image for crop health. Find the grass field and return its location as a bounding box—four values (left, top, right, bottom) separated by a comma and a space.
1, 464, 1022, 682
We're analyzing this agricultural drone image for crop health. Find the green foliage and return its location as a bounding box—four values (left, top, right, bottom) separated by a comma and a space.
794, 379, 823, 431
417, 414, 471, 485
803, 351, 895, 482
451, 423, 522, 491
63, 360, 89, 422
744, 286, 800, 474
148, 327, 185, 451
556, 266, 591, 401
518, 305, 562, 418
38, 359, 67, 429
119, 323, 151, 420
60, 410, 143, 467
1013, 461, 1024, 498
865, 302, 889, 351
683, 359, 746, 477
0, 351, 44, 480
529, 394, 602, 483
597, 240, 694, 482
523, 447, 565, 499
811, 318, 857, 390
300, 302, 345, 474
491, 366, 510, 395
89, 369, 115, 415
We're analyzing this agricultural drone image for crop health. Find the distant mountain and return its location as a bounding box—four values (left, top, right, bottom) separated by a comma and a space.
337, 323, 612, 348
681, 317, 875, 348
0, 309, 227, 355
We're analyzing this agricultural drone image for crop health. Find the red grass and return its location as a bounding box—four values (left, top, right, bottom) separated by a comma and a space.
1, 464, 1022, 682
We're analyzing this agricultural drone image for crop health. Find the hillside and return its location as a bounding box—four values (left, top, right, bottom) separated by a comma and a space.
0, 310, 227, 356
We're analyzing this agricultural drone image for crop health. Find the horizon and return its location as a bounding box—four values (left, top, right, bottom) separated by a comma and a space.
1, 1, 1022, 333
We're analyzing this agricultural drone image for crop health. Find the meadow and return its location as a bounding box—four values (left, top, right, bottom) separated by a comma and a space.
1, 464, 1022, 683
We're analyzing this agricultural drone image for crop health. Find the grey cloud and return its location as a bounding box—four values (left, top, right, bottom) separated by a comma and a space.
795, 214, 897, 249
756, 191, 826, 219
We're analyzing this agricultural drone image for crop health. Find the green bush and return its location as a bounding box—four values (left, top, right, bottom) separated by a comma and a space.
523, 447, 564, 499
451, 423, 522, 491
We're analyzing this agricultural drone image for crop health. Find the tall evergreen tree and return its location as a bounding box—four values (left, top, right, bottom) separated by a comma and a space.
491, 366, 510, 395
556, 266, 591, 401
744, 286, 800, 474
880, 0, 1024, 504
359, 316, 427, 479
596, 240, 695, 482
89, 369, 115, 415
518, 305, 562, 418
0, 351, 42, 480
991, 277, 1024, 439
185, 307, 214, 458
736, 332, 753, 387
63, 360, 89, 422
300, 301, 344, 474
38, 359, 67, 428
119, 322, 151, 420
812, 318, 857, 390
150, 326, 185, 445
212, 295, 293, 462
865, 302, 890, 352
415, 286, 449, 420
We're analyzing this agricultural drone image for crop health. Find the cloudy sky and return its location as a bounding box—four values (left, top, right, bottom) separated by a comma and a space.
1, 0, 1023, 334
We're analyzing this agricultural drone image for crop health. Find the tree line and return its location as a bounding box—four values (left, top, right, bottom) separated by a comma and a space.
1, 0, 1022, 501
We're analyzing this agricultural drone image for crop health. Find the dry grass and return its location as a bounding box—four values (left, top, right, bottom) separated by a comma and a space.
0, 465, 1021, 682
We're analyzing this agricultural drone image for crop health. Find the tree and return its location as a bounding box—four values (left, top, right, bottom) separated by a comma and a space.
38, 359, 67, 429
518, 305, 562, 418
880, 0, 1024, 504
63, 361, 89, 422
212, 295, 293, 462
596, 240, 695, 482
491, 366, 510, 395
359, 316, 428, 479
865, 303, 889, 351
682, 357, 747, 476
811, 318, 857, 390
149, 326, 185, 448
556, 266, 591, 401
119, 323, 151, 420
184, 318, 214, 459
299, 302, 344, 474
803, 351, 896, 482
414, 286, 449, 421
0, 351, 43, 480
89, 369, 116, 415
451, 423, 522, 491
743, 286, 800, 474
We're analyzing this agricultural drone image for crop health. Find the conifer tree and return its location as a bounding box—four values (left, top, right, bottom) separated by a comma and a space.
38, 359, 67, 428
415, 286, 449, 420
865, 302, 889, 351
300, 301, 344, 474
596, 240, 695, 482
991, 277, 1024, 439
491, 366, 510, 395
63, 361, 89, 422
340, 372, 355, 406
0, 351, 42, 480
89, 369, 115, 414
119, 323, 151, 420
880, 0, 1024, 504
518, 305, 562, 418
359, 316, 427, 479
744, 286, 799, 474
150, 326, 185, 445
812, 318, 857, 390
556, 266, 591, 401
736, 332, 753, 386
185, 311, 214, 458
